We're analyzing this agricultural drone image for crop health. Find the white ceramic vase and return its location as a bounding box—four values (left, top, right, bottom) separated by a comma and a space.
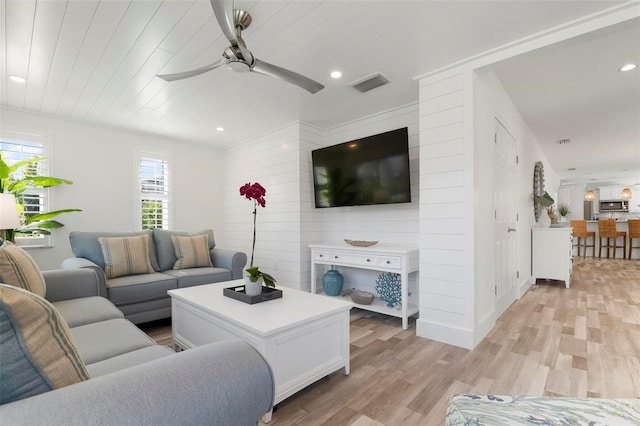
244, 276, 263, 296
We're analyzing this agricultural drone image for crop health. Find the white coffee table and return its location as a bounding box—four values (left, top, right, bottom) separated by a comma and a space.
168, 280, 353, 418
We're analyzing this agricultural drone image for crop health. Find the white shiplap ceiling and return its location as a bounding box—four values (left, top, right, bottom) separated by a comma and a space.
1, 0, 637, 185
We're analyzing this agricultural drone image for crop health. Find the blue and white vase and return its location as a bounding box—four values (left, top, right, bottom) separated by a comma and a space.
322, 269, 344, 296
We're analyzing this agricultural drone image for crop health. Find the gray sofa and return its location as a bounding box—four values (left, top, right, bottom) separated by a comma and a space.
0, 268, 274, 425
61, 229, 247, 324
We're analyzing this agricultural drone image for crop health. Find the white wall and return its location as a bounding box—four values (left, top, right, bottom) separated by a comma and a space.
0, 107, 225, 270
474, 70, 559, 330
313, 104, 420, 246
221, 104, 419, 291
222, 122, 307, 290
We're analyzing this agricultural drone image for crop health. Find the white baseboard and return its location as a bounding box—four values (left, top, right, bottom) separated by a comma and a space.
518, 277, 533, 298
416, 318, 475, 349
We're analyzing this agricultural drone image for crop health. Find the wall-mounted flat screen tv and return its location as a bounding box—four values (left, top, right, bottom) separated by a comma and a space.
311, 127, 411, 208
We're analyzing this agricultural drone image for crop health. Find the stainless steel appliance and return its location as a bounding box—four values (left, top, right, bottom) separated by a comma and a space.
584, 201, 594, 220
599, 200, 629, 212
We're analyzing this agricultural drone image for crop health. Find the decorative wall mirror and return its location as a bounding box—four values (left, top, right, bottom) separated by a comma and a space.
533, 161, 545, 222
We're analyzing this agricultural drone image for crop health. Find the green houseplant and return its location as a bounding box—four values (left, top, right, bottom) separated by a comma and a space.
239, 182, 276, 290
0, 153, 81, 242
558, 204, 570, 220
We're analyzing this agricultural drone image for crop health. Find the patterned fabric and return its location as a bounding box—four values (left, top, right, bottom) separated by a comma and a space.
446, 394, 640, 425
0, 241, 46, 297
99, 234, 155, 279
171, 234, 213, 269
0, 284, 89, 404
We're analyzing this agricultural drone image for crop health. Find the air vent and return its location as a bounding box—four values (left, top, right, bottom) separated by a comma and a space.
349, 72, 390, 93
556, 138, 571, 145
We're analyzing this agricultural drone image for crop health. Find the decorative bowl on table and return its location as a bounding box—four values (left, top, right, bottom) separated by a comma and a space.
344, 239, 378, 247
350, 289, 374, 305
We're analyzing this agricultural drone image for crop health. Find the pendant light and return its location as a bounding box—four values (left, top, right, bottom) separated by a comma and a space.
584, 190, 596, 201
621, 169, 632, 200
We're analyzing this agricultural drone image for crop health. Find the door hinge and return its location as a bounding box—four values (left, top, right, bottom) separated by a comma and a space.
517, 271, 520, 279
495, 285, 498, 295
517, 214, 519, 221
516, 155, 519, 164
494, 133, 497, 143
495, 210, 497, 219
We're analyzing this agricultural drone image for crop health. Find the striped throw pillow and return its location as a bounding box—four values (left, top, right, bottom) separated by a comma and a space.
171, 234, 213, 269
99, 234, 155, 279
0, 284, 89, 404
0, 241, 46, 297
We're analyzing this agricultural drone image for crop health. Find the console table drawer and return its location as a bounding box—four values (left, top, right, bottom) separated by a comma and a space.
328, 252, 377, 267
379, 256, 401, 269
313, 251, 331, 261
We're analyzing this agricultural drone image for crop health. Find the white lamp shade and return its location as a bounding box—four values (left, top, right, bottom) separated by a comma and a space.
0, 194, 21, 229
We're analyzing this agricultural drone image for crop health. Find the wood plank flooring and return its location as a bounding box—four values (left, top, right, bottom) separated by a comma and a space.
140, 257, 640, 425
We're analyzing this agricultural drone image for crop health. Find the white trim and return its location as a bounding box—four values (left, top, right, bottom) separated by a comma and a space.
414, 2, 640, 81
416, 318, 475, 350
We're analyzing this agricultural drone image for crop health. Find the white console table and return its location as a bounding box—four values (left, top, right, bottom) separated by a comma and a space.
310, 243, 419, 329
532, 227, 573, 288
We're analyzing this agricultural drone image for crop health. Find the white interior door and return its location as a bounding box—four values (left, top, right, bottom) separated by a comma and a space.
494, 119, 519, 314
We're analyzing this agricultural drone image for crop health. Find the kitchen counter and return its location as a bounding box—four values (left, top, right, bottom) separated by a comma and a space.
584, 220, 639, 259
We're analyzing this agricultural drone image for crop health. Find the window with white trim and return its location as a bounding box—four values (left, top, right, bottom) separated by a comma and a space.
0, 138, 49, 245
139, 154, 170, 230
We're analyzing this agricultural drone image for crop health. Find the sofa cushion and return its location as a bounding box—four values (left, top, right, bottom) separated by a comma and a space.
171, 234, 213, 269
69, 230, 161, 272
0, 241, 46, 297
163, 267, 231, 288
71, 318, 156, 365
99, 234, 155, 279
106, 273, 177, 305
153, 229, 215, 271
53, 296, 124, 328
0, 284, 89, 404
87, 345, 175, 377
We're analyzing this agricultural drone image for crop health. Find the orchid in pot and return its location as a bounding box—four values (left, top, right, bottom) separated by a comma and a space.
240, 182, 276, 296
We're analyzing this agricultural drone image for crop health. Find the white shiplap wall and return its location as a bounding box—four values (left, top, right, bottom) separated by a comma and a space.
222, 104, 420, 292
417, 72, 475, 348
313, 104, 420, 246
222, 122, 307, 290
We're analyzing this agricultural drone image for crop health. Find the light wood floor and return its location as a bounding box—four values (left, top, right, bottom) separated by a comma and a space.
141, 257, 640, 425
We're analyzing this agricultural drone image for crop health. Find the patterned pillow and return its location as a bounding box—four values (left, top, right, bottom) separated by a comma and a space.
0, 241, 46, 297
99, 234, 155, 279
171, 234, 213, 269
0, 284, 89, 404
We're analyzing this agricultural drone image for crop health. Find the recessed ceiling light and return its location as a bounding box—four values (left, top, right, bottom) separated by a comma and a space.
330, 70, 342, 79
216, 127, 224, 132
9, 75, 26, 83
620, 63, 636, 72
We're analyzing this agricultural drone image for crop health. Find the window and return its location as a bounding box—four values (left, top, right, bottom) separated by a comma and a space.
0, 137, 49, 245
139, 154, 170, 230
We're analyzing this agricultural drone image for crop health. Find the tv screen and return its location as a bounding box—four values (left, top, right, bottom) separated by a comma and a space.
311, 127, 411, 208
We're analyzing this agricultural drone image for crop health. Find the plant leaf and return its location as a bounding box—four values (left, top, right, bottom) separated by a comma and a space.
24, 209, 81, 224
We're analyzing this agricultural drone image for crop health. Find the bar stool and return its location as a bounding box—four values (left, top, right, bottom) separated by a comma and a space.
598, 219, 627, 259
570, 220, 595, 257
628, 219, 640, 259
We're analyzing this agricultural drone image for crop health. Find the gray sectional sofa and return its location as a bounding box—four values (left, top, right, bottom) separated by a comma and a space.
0, 267, 274, 425
61, 229, 247, 324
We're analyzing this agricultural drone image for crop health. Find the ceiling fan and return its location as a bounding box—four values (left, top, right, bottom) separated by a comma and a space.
157, 0, 324, 94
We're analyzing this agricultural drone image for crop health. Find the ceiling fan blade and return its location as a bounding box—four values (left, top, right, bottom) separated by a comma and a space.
210, 0, 238, 45
252, 59, 324, 94
157, 60, 224, 82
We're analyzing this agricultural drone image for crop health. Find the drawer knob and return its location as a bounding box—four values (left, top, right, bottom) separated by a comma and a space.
366, 258, 371, 262
319, 254, 324, 258
386, 260, 391, 264
334, 256, 339, 259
